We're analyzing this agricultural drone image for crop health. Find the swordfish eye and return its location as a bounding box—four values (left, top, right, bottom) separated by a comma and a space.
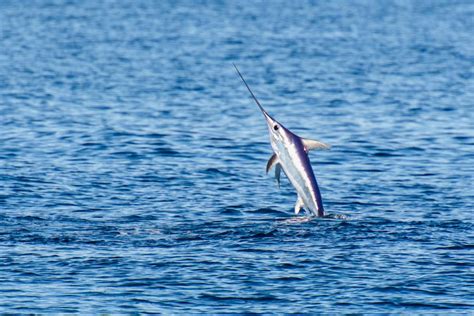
273, 124, 279, 131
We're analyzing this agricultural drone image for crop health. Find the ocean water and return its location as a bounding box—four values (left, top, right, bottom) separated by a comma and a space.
1, 0, 473, 313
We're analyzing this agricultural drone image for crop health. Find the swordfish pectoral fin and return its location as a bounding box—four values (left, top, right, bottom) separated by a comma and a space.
275, 163, 281, 188
266, 153, 278, 174
266, 153, 282, 188
294, 196, 305, 215
302, 138, 331, 152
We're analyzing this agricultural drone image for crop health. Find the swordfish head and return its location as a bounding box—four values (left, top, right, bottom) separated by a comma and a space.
255, 102, 298, 154
232, 64, 297, 152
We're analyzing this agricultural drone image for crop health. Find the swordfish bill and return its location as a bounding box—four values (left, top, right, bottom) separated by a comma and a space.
233, 64, 330, 217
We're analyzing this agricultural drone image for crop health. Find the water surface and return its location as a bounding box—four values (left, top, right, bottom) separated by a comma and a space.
0, 0, 473, 313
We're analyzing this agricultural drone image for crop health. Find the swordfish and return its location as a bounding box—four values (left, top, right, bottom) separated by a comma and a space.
234, 64, 330, 217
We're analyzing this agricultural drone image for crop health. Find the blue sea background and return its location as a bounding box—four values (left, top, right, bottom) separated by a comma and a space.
1, 0, 473, 313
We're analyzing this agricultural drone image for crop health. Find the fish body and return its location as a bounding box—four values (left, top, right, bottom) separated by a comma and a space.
234, 64, 329, 217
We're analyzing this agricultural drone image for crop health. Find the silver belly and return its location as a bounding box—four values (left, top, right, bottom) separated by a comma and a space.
278, 146, 319, 215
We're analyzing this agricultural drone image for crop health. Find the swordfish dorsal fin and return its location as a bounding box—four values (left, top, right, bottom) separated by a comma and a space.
302, 138, 331, 152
